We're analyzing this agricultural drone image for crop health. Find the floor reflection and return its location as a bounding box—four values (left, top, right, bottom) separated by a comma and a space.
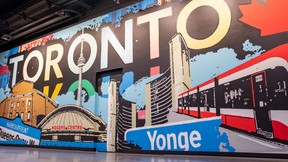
0, 146, 287, 162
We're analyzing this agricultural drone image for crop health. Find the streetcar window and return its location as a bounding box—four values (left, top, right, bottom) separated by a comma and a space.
178, 98, 183, 106
187, 95, 192, 107
184, 97, 187, 104
259, 101, 264, 107
255, 74, 263, 82
192, 94, 197, 101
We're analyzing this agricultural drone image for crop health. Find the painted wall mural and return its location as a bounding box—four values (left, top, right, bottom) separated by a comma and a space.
1, 0, 288, 154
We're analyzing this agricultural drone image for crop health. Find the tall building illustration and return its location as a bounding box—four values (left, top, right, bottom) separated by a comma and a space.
145, 34, 191, 125
107, 80, 138, 151
107, 80, 117, 152
117, 99, 136, 151
169, 33, 192, 111
0, 80, 57, 127
145, 69, 172, 126
76, 29, 86, 107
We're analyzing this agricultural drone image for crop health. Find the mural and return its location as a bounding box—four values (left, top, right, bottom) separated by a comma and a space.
1, 0, 288, 154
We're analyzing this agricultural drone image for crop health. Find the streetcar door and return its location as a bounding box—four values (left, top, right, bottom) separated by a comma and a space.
251, 72, 273, 138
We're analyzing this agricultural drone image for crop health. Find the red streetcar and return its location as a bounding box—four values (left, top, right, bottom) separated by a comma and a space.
178, 44, 288, 142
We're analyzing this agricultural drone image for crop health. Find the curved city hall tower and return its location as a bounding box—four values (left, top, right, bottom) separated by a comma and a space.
169, 34, 192, 111
144, 34, 192, 126
76, 29, 86, 107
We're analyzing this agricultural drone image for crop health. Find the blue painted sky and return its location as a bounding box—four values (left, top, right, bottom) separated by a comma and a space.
0, 47, 19, 66
122, 74, 163, 109
0, 47, 19, 100
190, 39, 265, 86
0, 86, 11, 103
0, 48, 17, 97
101, 76, 110, 99
0, 51, 9, 66
119, 71, 134, 96
54, 91, 109, 124
54, 79, 110, 124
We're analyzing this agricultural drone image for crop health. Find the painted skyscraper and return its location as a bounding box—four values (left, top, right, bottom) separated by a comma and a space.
145, 69, 172, 126
169, 33, 192, 112
107, 80, 117, 152
144, 34, 191, 126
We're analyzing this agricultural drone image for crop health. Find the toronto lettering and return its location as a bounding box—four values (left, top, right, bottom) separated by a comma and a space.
8, 0, 231, 95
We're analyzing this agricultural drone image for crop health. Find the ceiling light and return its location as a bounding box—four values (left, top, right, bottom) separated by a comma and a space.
1, 34, 13, 41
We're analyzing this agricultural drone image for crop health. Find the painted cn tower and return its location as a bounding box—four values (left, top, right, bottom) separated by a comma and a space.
76, 28, 86, 107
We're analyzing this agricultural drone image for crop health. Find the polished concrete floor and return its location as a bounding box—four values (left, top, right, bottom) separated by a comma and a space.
0, 146, 287, 162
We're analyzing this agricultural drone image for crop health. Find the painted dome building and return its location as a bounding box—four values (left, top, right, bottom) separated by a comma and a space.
37, 105, 107, 142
